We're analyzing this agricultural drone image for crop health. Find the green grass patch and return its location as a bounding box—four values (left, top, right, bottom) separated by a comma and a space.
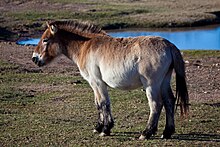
5, 1, 167, 29
7, 8, 154, 29
182, 50, 220, 58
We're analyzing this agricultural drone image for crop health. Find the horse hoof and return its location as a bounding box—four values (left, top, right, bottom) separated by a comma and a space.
161, 134, 171, 139
93, 129, 99, 134
161, 128, 174, 139
139, 134, 146, 140
99, 132, 107, 137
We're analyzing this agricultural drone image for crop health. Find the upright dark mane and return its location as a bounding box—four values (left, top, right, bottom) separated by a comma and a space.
49, 20, 107, 37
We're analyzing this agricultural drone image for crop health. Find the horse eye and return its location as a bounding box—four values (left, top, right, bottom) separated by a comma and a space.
42, 38, 49, 44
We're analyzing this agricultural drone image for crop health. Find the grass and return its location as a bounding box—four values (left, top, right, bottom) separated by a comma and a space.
0, 51, 220, 146
1, 0, 220, 32
183, 50, 220, 58
5, 4, 161, 29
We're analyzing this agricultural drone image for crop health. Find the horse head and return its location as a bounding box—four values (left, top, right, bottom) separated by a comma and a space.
32, 22, 62, 66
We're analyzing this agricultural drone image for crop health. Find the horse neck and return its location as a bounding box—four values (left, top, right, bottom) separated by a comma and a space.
58, 30, 107, 66
59, 32, 89, 64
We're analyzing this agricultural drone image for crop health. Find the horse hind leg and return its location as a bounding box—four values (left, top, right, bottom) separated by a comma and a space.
139, 84, 163, 140
161, 70, 176, 139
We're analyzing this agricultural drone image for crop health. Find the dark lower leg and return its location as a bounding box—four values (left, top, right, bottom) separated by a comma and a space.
162, 124, 175, 139
102, 118, 114, 135
162, 108, 175, 139
162, 87, 176, 139
141, 111, 161, 139
142, 125, 158, 139
101, 104, 114, 135
94, 104, 114, 136
94, 111, 104, 133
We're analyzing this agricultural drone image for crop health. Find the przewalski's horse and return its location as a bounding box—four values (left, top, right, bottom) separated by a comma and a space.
32, 20, 189, 140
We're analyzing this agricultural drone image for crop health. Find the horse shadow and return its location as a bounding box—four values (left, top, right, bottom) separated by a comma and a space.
112, 131, 220, 142
171, 133, 220, 142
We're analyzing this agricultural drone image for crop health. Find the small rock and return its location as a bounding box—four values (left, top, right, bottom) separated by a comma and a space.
185, 60, 190, 64
71, 80, 82, 85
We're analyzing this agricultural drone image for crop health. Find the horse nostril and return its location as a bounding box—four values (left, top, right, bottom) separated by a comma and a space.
37, 60, 45, 67
32, 57, 36, 62
32, 57, 39, 64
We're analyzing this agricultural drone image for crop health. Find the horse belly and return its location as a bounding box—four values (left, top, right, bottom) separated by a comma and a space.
102, 69, 142, 90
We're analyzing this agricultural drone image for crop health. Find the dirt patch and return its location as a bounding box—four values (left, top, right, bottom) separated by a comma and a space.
185, 57, 220, 103
0, 42, 79, 74
0, 42, 219, 104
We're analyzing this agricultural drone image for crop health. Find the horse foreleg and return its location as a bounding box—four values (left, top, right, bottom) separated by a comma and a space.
98, 102, 114, 136
91, 82, 114, 136
93, 104, 104, 134
139, 86, 163, 140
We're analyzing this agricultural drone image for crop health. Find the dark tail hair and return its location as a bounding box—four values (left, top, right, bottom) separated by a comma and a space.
171, 46, 189, 116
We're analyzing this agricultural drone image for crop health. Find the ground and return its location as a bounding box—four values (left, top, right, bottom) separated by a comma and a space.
0, 42, 219, 146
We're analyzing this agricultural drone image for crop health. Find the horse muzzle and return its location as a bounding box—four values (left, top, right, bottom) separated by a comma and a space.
32, 56, 38, 63
32, 53, 45, 67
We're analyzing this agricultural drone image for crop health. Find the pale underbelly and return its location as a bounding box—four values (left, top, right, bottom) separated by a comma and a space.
104, 76, 142, 90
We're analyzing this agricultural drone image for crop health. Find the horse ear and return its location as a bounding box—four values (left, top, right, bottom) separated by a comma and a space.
46, 22, 57, 35
50, 25, 57, 35
46, 22, 50, 28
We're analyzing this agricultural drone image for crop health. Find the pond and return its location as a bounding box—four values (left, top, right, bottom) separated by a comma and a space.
17, 25, 220, 50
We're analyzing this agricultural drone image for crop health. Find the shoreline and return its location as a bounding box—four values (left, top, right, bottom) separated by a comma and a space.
1, 21, 220, 43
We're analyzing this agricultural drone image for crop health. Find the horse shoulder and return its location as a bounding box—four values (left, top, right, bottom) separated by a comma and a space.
77, 36, 108, 79
77, 38, 97, 70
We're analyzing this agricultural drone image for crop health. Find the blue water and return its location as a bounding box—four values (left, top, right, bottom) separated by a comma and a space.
18, 38, 40, 46
17, 26, 220, 50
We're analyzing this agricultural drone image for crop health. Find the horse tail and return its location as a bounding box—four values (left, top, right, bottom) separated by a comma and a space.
171, 45, 189, 116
